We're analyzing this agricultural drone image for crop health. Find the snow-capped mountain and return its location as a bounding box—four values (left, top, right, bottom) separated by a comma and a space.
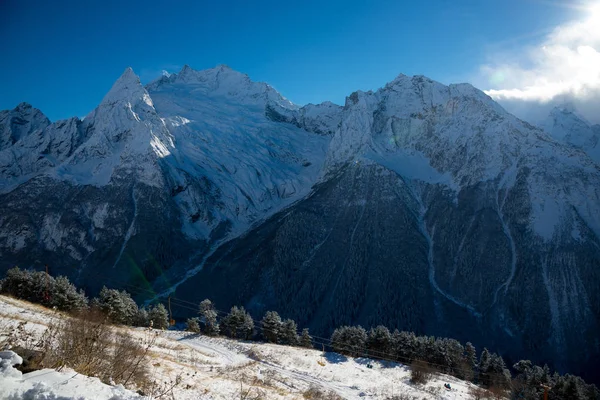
0, 66, 599, 383
541, 105, 600, 164
0, 102, 50, 151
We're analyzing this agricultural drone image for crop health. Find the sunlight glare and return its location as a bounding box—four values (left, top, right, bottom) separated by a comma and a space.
589, 2, 600, 21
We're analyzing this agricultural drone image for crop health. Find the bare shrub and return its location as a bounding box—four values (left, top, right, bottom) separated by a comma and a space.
246, 347, 262, 361
487, 386, 506, 400
469, 386, 493, 400
42, 308, 113, 376
109, 331, 156, 388
238, 381, 267, 400
143, 371, 190, 399
410, 360, 433, 385
40, 308, 155, 391
303, 385, 344, 399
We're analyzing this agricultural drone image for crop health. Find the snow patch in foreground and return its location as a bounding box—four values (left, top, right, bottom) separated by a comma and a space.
0, 350, 141, 400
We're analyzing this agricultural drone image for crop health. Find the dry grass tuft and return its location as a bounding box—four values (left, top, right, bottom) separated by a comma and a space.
302, 385, 343, 399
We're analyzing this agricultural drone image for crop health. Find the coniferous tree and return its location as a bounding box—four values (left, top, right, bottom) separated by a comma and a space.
390, 329, 401, 361
133, 307, 150, 327
464, 342, 477, 370
462, 342, 477, 381
443, 338, 465, 375
300, 328, 313, 348
366, 325, 391, 357
331, 326, 367, 357
50, 276, 88, 311
260, 311, 282, 343
92, 286, 138, 325
186, 317, 201, 333
221, 306, 254, 339
487, 353, 511, 389
395, 331, 418, 362
541, 364, 551, 385
240, 308, 254, 340
198, 299, 219, 336
148, 303, 169, 330
478, 347, 491, 385
280, 319, 299, 346
0, 267, 87, 312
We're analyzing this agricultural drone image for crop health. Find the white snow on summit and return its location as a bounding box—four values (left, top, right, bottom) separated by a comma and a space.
147, 65, 330, 237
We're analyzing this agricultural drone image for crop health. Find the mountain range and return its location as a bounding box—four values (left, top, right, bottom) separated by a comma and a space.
1, 65, 599, 382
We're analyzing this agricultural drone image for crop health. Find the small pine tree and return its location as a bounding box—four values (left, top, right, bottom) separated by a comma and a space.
462, 342, 477, 381
478, 347, 491, 385
465, 342, 477, 370
241, 309, 255, 340
148, 303, 169, 330
133, 307, 150, 327
367, 325, 391, 356
488, 353, 511, 389
331, 325, 367, 357
198, 299, 219, 336
1, 267, 89, 311
221, 306, 254, 339
393, 330, 418, 362
300, 328, 313, 348
279, 319, 299, 346
261, 311, 282, 343
51, 276, 88, 311
186, 317, 201, 333
92, 286, 138, 325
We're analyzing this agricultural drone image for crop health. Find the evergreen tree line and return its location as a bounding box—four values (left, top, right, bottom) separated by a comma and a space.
2, 267, 599, 399
512, 361, 600, 400
185, 302, 313, 349
0, 267, 169, 329
329, 325, 599, 399
330, 325, 508, 384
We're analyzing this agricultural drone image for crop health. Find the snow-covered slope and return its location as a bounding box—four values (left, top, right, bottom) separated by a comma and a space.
146, 64, 330, 238
0, 295, 476, 400
541, 105, 600, 163
1, 350, 141, 400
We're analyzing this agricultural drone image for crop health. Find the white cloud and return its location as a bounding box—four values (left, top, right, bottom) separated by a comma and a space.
478, 4, 600, 124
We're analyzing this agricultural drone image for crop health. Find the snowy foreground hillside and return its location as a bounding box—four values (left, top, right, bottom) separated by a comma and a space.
0, 296, 476, 400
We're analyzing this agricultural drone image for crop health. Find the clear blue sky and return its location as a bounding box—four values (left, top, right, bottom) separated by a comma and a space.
0, 0, 578, 121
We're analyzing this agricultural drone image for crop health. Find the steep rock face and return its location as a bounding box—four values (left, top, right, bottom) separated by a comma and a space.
0, 103, 50, 151
0, 116, 91, 191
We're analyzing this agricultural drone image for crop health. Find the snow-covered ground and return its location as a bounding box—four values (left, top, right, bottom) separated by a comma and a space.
0, 296, 476, 399
1, 350, 141, 400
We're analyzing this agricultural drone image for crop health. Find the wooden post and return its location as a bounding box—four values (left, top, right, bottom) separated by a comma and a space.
541, 384, 551, 400
168, 296, 175, 326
